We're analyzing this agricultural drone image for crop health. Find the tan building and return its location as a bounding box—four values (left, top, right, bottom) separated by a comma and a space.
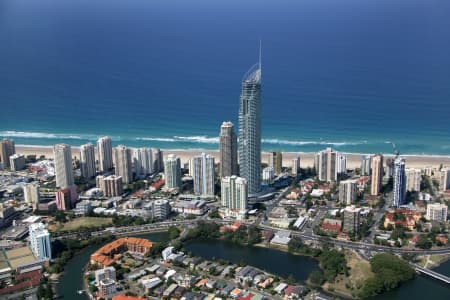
426, 203, 448, 222
53, 144, 74, 189
370, 154, 383, 196
405, 168, 422, 192
268, 151, 283, 174
219, 121, 238, 178
315, 148, 337, 182
0, 139, 15, 169
339, 180, 358, 205
96, 175, 123, 197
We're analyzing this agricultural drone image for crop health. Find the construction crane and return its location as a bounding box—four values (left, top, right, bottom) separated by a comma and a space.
390, 142, 400, 159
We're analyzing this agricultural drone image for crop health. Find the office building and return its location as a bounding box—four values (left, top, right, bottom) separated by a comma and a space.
221, 176, 248, 214
316, 148, 337, 182
405, 168, 422, 192
371, 154, 384, 196
114, 145, 132, 184
53, 144, 74, 188
219, 121, 238, 178
29, 222, 51, 260
0, 139, 15, 169
439, 168, 450, 191
238, 49, 262, 194
426, 203, 448, 222
336, 153, 347, 175
80, 143, 96, 179
97, 136, 113, 172
192, 153, 215, 196
339, 180, 358, 205
292, 156, 300, 175
393, 158, 406, 207
268, 151, 283, 174
133, 147, 153, 177
23, 183, 40, 205
343, 206, 361, 234
164, 154, 181, 189
9, 154, 25, 171
360, 155, 372, 176
96, 175, 123, 197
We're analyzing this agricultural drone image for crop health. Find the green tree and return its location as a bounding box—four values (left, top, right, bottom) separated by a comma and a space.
168, 226, 181, 240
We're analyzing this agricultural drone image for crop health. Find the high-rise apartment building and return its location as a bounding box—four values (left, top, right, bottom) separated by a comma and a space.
393, 158, 406, 207
133, 147, 153, 177
9, 154, 25, 171
114, 145, 132, 184
96, 175, 123, 197
219, 121, 238, 178
221, 176, 248, 214
384, 157, 394, 179
360, 155, 372, 176
238, 50, 262, 194
192, 153, 215, 196
268, 151, 283, 174
152, 148, 164, 173
29, 222, 52, 260
0, 139, 15, 169
164, 154, 181, 189
371, 154, 384, 196
426, 203, 448, 222
53, 144, 74, 188
97, 136, 113, 172
292, 156, 300, 175
405, 168, 422, 192
336, 153, 347, 175
23, 183, 40, 205
316, 148, 337, 182
339, 179, 358, 205
439, 168, 450, 191
80, 143, 96, 179
343, 206, 361, 234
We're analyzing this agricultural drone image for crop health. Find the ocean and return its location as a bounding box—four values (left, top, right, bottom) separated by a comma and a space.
1, 0, 450, 155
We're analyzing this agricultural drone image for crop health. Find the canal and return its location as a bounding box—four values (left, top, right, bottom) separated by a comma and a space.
57, 236, 450, 299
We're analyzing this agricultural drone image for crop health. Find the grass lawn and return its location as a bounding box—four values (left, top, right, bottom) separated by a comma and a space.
324, 250, 375, 298
56, 217, 113, 232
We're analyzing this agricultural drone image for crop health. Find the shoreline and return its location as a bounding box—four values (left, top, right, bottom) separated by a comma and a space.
15, 144, 450, 169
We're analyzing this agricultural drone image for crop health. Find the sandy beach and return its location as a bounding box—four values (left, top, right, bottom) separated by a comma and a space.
15, 144, 450, 170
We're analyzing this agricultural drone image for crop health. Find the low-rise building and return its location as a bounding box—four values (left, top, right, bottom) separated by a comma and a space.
95, 266, 116, 283
426, 203, 448, 222
98, 278, 117, 299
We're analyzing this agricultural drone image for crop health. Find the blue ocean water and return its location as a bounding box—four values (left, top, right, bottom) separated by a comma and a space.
1, 0, 450, 154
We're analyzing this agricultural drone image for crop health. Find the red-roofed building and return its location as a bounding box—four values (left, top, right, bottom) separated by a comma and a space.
321, 219, 342, 233
238, 293, 254, 300
220, 222, 242, 232
384, 209, 421, 230
112, 295, 146, 300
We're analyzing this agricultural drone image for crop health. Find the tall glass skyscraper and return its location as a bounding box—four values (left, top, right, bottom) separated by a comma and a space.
238, 47, 262, 194
393, 157, 406, 207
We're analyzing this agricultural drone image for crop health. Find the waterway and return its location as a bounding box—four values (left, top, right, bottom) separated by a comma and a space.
56, 232, 169, 300
58, 236, 450, 299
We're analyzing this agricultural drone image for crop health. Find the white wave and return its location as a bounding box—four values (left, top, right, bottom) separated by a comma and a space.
174, 136, 220, 143
136, 137, 177, 142
261, 138, 366, 146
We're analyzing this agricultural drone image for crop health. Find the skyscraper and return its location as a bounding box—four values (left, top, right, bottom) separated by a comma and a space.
371, 154, 383, 196
80, 143, 96, 179
343, 206, 361, 234
152, 148, 164, 172
53, 144, 74, 188
336, 153, 347, 175
97, 136, 113, 172
316, 148, 337, 182
268, 151, 283, 174
192, 153, 215, 196
238, 45, 262, 194
0, 139, 15, 169
114, 145, 132, 184
339, 179, 358, 205
405, 168, 422, 192
360, 155, 372, 176
220, 121, 238, 178
393, 158, 406, 207
133, 147, 153, 177
439, 168, 450, 191
221, 175, 248, 215
164, 154, 181, 189
29, 222, 52, 260
292, 156, 300, 175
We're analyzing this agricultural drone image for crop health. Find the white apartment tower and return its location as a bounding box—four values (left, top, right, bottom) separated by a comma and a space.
97, 136, 113, 172
133, 147, 153, 177
80, 143, 96, 179
405, 168, 422, 192
221, 176, 248, 213
292, 156, 300, 175
29, 222, 52, 260
53, 144, 74, 189
439, 168, 450, 191
164, 154, 181, 189
316, 148, 337, 182
114, 145, 133, 184
192, 153, 215, 196
339, 179, 358, 205
336, 153, 347, 175
426, 203, 448, 222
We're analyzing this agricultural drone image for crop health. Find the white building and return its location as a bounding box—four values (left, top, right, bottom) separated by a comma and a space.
114, 145, 133, 184
95, 266, 116, 284
97, 136, 113, 172
221, 176, 248, 216
164, 154, 181, 189
339, 179, 358, 205
152, 199, 171, 220
133, 147, 153, 177
405, 168, 422, 192
80, 143, 96, 179
191, 153, 215, 196
315, 148, 337, 182
23, 183, 39, 205
262, 166, 275, 181
292, 156, 300, 175
29, 222, 51, 260
53, 144, 74, 189
336, 153, 347, 175
439, 168, 450, 191
360, 155, 372, 176
98, 278, 117, 299
426, 203, 448, 222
